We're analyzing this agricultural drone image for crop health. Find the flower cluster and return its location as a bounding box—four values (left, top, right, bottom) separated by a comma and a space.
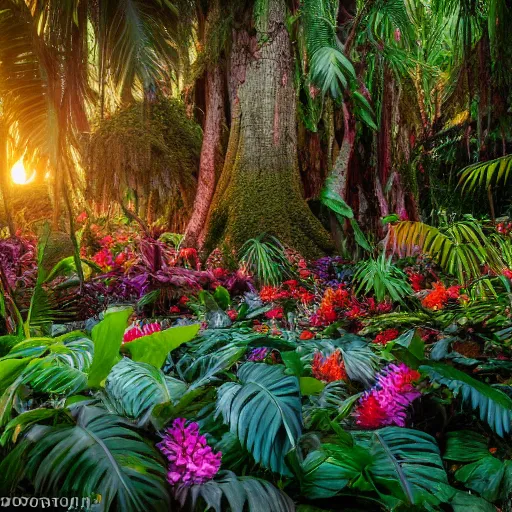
373, 328, 400, 345
310, 286, 350, 326
496, 221, 512, 235
312, 350, 347, 383
259, 280, 314, 305
123, 322, 162, 343
421, 282, 463, 310
157, 418, 221, 486
354, 363, 421, 428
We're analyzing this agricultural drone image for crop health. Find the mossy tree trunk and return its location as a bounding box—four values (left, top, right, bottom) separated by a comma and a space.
204, 0, 332, 257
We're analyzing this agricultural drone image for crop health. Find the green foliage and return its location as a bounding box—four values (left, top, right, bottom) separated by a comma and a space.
103, 358, 187, 425
459, 154, 512, 194
174, 470, 294, 512
0, 405, 169, 511
389, 219, 504, 285
123, 323, 199, 368
239, 234, 291, 286
87, 307, 133, 388
215, 363, 302, 475
294, 427, 450, 508
420, 363, 512, 436
353, 252, 413, 304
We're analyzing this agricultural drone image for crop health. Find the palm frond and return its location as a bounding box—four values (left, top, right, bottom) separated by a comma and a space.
459, 155, 512, 194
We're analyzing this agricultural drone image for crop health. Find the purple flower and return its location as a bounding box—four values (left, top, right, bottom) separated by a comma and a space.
354, 363, 421, 429
156, 418, 221, 486
247, 347, 269, 362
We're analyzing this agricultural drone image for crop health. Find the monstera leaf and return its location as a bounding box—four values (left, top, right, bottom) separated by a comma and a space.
0, 405, 169, 511
103, 358, 187, 424
174, 470, 294, 512
215, 363, 302, 475
420, 363, 512, 436
295, 427, 450, 508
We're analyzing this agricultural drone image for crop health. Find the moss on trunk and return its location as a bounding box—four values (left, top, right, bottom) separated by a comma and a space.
204, 0, 332, 258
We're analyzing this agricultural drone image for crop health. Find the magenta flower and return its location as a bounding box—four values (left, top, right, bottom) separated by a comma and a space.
123, 322, 161, 343
353, 363, 421, 429
156, 418, 221, 486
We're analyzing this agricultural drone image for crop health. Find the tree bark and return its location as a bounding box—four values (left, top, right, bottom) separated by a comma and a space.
0, 122, 15, 236
204, 0, 332, 257
183, 64, 225, 248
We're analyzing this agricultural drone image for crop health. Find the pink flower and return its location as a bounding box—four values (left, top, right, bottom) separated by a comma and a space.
123, 322, 162, 343
157, 418, 221, 486
354, 363, 421, 428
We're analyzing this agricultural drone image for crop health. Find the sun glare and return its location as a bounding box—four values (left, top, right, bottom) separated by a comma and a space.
11, 158, 35, 185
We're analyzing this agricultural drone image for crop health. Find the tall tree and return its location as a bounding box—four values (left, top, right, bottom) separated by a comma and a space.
202, 0, 333, 257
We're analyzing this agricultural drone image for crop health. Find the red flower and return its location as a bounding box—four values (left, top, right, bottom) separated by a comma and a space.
353, 393, 389, 429
421, 282, 462, 310
283, 280, 298, 289
179, 296, 190, 305
100, 235, 114, 247
374, 328, 400, 345
265, 307, 283, 320
170, 306, 180, 313
226, 309, 238, 321
312, 350, 347, 383
115, 252, 127, 266
408, 272, 424, 292
213, 267, 228, 279
299, 330, 314, 340
503, 269, 512, 280
76, 211, 88, 223
260, 286, 282, 302
91, 248, 113, 269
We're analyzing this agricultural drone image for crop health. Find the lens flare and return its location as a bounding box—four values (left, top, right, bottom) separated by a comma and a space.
11, 158, 35, 185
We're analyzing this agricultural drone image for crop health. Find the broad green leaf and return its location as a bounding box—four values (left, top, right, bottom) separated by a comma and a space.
213, 286, 231, 310
0, 358, 31, 394
15, 405, 169, 511
216, 363, 302, 475
174, 470, 294, 512
443, 430, 489, 462
124, 323, 200, 368
455, 456, 505, 502
300, 377, 325, 396
87, 307, 133, 388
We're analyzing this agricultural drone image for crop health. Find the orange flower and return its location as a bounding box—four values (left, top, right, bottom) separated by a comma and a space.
312, 350, 347, 382
299, 330, 314, 340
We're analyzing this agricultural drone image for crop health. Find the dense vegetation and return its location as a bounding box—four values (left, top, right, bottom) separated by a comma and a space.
0, 0, 511, 511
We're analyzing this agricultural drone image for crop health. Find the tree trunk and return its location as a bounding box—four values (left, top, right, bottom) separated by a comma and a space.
183, 64, 224, 248
0, 122, 15, 236
204, 0, 332, 257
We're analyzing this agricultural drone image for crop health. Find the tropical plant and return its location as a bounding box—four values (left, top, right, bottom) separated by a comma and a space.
388, 218, 504, 285
239, 234, 291, 286
353, 251, 413, 304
